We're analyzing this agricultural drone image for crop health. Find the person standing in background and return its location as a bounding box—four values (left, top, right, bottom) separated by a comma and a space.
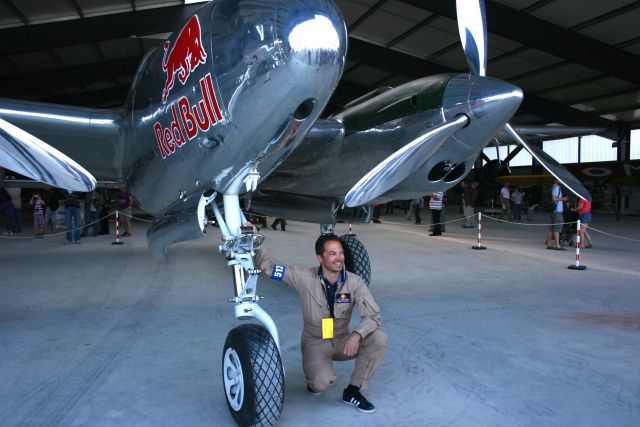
30, 192, 45, 238
572, 197, 593, 249
81, 190, 103, 237
117, 187, 134, 237
63, 191, 82, 244
500, 183, 512, 221
461, 182, 476, 228
42, 188, 60, 234
429, 191, 443, 236
409, 195, 424, 225
511, 186, 523, 222
6, 176, 22, 233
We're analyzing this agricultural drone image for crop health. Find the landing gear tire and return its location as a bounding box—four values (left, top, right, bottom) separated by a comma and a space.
340, 234, 371, 287
222, 324, 285, 427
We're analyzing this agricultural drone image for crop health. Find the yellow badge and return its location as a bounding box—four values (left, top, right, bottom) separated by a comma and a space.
321, 317, 334, 339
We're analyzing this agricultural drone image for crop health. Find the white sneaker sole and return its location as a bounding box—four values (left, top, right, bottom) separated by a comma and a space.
342, 399, 375, 413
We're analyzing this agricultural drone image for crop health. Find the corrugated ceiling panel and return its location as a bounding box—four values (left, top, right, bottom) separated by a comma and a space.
77, 0, 134, 15
491, 0, 540, 11
335, 0, 378, 27
392, 23, 458, 59
344, 64, 392, 86
581, 91, 640, 114
352, 9, 422, 45
8, 51, 60, 72
511, 48, 564, 67
14, 0, 78, 23
606, 110, 640, 122
55, 44, 103, 65
382, 0, 431, 21
490, 56, 544, 79
554, 63, 603, 80
544, 82, 619, 103
0, 2, 22, 28
99, 39, 144, 59
578, 10, 640, 45
586, 76, 637, 92
429, 48, 467, 72
514, 70, 577, 93
531, 0, 636, 28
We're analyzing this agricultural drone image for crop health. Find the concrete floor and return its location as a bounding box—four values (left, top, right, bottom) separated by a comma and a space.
1, 208, 639, 426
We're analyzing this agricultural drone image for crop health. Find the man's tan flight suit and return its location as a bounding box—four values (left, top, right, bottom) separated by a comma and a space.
255, 245, 387, 391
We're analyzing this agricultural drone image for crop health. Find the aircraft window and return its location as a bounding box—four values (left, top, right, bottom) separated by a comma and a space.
543, 138, 578, 164
580, 135, 616, 163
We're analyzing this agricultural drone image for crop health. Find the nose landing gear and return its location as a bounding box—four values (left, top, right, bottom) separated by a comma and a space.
207, 191, 285, 426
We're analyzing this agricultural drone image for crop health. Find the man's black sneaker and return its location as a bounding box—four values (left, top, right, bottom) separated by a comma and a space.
342, 389, 375, 413
306, 385, 321, 396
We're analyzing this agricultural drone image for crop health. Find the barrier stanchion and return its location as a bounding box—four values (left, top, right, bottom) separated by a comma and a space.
568, 219, 586, 270
472, 212, 487, 250
112, 210, 124, 245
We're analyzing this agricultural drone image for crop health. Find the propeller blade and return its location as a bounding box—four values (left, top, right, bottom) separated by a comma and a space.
0, 117, 96, 191
456, 0, 487, 76
345, 115, 469, 207
502, 145, 523, 164
503, 123, 591, 201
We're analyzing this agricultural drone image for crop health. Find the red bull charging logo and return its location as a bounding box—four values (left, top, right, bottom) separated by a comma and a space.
162, 15, 207, 104
154, 15, 225, 160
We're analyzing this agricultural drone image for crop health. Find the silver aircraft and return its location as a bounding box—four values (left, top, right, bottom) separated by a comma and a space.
0, 0, 593, 425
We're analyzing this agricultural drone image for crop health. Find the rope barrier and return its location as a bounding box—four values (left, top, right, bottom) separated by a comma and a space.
586, 225, 640, 243
0, 211, 114, 239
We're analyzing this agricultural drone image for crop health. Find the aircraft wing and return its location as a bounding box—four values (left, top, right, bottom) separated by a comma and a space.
0, 99, 125, 188
0, 116, 96, 191
496, 125, 606, 142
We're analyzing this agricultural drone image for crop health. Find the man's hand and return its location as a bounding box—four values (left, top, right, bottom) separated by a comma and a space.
342, 332, 362, 357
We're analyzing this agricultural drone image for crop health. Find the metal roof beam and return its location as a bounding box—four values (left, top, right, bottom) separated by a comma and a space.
0, 56, 142, 97
347, 37, 615, 129
0, 4, 200, 56
398, 0, 640, 85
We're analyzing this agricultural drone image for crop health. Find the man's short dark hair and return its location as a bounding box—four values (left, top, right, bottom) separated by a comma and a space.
315, 234, 342, 256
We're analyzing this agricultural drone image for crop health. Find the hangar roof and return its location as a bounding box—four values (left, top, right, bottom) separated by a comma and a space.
0, 0, 638, 137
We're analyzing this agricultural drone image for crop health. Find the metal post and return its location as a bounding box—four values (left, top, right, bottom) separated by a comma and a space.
472, 211, 486, 250
111, 210, 123, 245
568, 219, 586, 270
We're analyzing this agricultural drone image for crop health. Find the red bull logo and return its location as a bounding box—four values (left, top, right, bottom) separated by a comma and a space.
153, 73, 224, 159
161, 15, 207, 104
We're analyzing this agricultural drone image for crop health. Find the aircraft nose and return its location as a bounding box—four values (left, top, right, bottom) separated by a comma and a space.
443, 75, 523, 151
467, 76, 523, 122
277, 0, 347, 107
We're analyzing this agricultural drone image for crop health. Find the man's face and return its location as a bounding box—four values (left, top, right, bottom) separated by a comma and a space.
317, 241, 344, 275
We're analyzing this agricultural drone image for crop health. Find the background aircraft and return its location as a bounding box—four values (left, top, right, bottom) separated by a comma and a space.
0, 0, 600, 425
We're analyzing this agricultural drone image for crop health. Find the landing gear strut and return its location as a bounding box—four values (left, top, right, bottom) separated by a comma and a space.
205, 191, 284, 427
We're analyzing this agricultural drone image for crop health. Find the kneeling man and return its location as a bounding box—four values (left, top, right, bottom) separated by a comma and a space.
255, 233, 387, 413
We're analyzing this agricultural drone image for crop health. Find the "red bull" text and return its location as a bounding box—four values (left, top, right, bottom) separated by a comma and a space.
153, 72, 224, 159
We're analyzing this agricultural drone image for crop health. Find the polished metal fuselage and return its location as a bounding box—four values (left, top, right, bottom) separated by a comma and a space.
0, 0, 347, 218
126, 0, 347, 215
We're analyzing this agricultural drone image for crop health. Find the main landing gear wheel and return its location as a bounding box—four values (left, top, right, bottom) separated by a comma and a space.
340, 234, 371, 287
222, 323, 284, 427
